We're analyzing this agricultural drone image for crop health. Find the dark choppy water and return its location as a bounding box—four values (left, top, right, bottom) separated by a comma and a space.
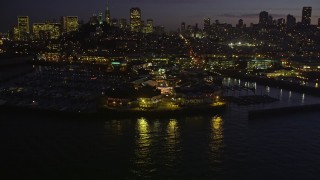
1, 109, 320, 179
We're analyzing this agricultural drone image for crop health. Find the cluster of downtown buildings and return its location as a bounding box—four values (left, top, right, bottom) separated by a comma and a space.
8, 3, 155, 42
180, 6, 319, 37
0, 5, 319, 70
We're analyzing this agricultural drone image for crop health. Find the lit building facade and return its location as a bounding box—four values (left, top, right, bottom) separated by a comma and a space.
32, 23, 45, 40
18, 16, 30, 41
181, 22, 186, 33
287, 14, 296, 28
236, 19, 245, 28
302, 7, 312, 26
277, 18, 285, 26
89, 15, 99, 25
12, 27, 20, 41
33, 23, 61, 40
61, 16, 67, 33
99, 13, 103, 25
66, 16, 79, 33
111, 19, 118, 27
259, 11, 269, 26
146, 19, 154, 33
119, 19, 127, 29
204, 18, 210, 32
130, 7, 141, 32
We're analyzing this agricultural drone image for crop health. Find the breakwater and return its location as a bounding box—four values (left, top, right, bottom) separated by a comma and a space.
223, 72, 320, 97
248, 103, 320, 120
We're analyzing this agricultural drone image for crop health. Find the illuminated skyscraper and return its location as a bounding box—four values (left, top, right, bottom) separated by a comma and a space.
12, 27, 20, 41
47, 23, 61, 39
99, 13, 103, 25
33, 23, 61, 40
130, 7, 141, 32
181, 22, 186, 33
61, 16, 67, 33
111, 19, 118, 27
90, 14, 99, 25
18, 16, 30, 41
146, 19, 154, 33
66, 16, 79, 33
105, 1, 110, 25
236, 19, 244, 28
203, 18, 210, 32
259, 11, 268, 26
119, 19, 127, 29
33, 23, 45, 40
302, 7, 312, 26
287, 14, 296, 28
277, 18, 285, 27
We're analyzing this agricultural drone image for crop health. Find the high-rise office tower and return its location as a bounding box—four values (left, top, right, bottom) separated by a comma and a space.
146, 19, 154, 33
105, 2, 110, 25
32, 23, 45, 40
181, 22, 186, 33
130, 7, 141, 32
61, 16, 67, 33
47, 23, 61, 39
203, 18, 210, 32
154, 26, 165, 34
187, 25, 192, 32
287, 14, 296, 29
302, 7, 312, 26
99, 13, 103, 25
18, 16, 30, 41
268, 15, 273, 25
119, 19, 127, 29
237, 19, 244, 28
277, 18, 285, 30
111, 19, 118, 27
259, 11, 269, 26
12, 27, 20, 41
278, 18, 285, 26
90, 14, 99, 25
66, 16, 79, 33
33, 23, 61, 40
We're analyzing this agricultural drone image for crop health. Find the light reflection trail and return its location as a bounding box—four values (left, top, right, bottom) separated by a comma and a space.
210, 115, 224, 164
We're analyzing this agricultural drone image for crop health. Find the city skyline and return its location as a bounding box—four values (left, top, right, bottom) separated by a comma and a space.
1, 0, 320, 32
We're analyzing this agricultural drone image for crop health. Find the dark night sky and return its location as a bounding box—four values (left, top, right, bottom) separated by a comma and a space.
1, 0, 320, 32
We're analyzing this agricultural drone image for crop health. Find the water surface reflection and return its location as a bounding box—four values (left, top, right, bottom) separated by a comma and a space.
132, 118, 153, 177
210, 116, 224, 165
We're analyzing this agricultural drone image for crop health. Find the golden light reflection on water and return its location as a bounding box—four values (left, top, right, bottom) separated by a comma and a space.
137, 118, 149, 134
134, 117, 151, 166
168, 119, 177, 134
167, 119, 178, 145
210, 115, 224, 160
136, 117, 150, 148
166, 119, 179, 165
212, 116, 223, 131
